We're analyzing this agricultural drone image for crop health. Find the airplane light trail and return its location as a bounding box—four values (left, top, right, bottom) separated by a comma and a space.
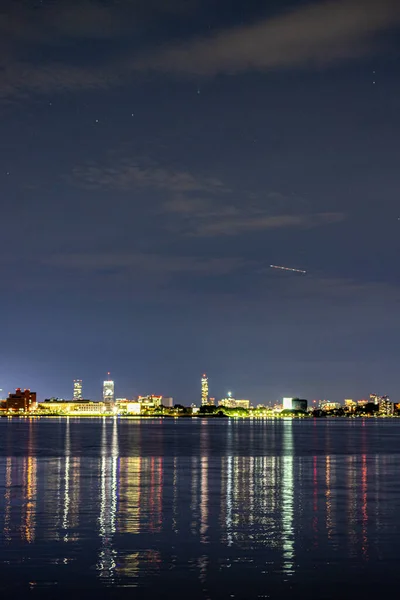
270, 265, 307, 274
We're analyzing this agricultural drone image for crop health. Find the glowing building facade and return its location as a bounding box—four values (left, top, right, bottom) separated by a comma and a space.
73, 379, 82, 400
283, 397, 308, 411
103, 374, 115, 403
6, 388, 37, 412
201, 374, 210, 405
219, 398, 250, 409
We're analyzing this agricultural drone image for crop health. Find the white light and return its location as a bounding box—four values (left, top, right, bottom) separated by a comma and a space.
283, 398, 293, 410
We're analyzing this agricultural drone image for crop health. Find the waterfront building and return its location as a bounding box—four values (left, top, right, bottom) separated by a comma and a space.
103, 373, 115, 403
162, 397, 174, 408
201, 374, 210, 405
116, 399, 141, 414
6, 388, 37, 412
126, 402, 141, 414
219, 397, 250, 409
344, 399, 357, 413
138, 395, 163, 409
378, 395, 393, 416
73, 379, 83, 400
282, 397, 308, 411
320, 401, 341, 411
38, 400, 106, 413
344, 399, 356, 407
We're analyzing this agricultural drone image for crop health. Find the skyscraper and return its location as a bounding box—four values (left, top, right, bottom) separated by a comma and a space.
103, 373, 115, 403
201, 373, 209, 405
73, 379, 82, 400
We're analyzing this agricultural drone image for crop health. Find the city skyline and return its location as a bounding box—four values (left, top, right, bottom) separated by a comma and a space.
2, 0, 400, 406
0, 371, 395, 407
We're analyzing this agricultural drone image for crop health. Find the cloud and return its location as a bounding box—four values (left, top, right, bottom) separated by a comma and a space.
72, 162, 227, 193
0, 0, 201, 99
2, 0, 399, 100
72, 157, 344, 235
133, 0, 400, 76
164, 196, 345, 236
44, 252, 245, 278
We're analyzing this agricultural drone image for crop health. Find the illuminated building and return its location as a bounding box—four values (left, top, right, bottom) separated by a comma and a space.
320, 401, 341, 411
283, 397, 308, 411
378, 395, 393, 416
344, 399, 356, 407
138, 395, 163, 409
103, 373, 115, 403
73, 379, 83, 400
126, 402, 141, 415
6, 388, 37, 412
116, 399, 141, 414
201, 374, 210, 405
38, 400, 107, 413
219, 397, 250, 409
345, 399, 357, 412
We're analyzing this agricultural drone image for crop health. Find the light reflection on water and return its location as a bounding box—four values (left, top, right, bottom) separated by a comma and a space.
1, 418, 400, 597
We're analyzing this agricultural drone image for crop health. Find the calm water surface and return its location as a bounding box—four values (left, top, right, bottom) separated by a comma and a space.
1, 418, 400, 599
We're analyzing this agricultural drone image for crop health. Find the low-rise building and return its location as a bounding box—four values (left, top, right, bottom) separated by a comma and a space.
38, 400, 107, 413
6, 388, 37, 412
138, 395, 163, 409
219, 398, 250, 409
320, 401, 341, 411
283, 397, 308, 411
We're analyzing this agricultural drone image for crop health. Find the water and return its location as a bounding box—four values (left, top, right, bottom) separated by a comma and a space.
0, 417, 400, 599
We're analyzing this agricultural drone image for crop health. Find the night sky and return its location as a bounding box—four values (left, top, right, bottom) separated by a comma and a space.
1, 0, 400, 404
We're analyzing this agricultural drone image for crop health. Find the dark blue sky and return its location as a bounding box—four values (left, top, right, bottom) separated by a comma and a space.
1, 0, 400, 403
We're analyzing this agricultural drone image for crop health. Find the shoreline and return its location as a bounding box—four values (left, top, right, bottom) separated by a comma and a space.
1, 413, 399, 420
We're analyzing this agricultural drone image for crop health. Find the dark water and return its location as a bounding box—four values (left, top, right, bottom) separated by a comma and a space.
1, 418, 400, 599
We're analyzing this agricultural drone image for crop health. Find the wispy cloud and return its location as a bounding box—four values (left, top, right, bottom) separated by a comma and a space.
133, 0, 400, 76
0, 0, 200, 99
72, 157, 345, 235
164, 195, 345, 236
72, 161, 227, 194
44, 251, 246, 278
1, 0, 399, 99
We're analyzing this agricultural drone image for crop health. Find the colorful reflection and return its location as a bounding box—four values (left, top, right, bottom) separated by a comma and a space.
0, 420, 395, 590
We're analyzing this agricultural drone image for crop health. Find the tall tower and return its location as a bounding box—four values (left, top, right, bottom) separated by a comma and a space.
73, 379, 82, 400
103, 373, 115, 403
201, 373, 209, 406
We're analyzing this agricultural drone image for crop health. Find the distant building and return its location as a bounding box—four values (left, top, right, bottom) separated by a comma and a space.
138, 395, 163, 409
116, 399, 141, 414
378, 395, 393, 416
73, 379, 83, 400
320, 401, 341, 411
103, 373, 114, 403
126, 402, 141, 415
6, 388, 37, 412
219, 398, 250, 409
283, 397, 308, 412
344, 399, 356, 407
201, 374, 210, 405
345, 399, 357, 412
162, 397, 174, 408
38, 400, 106, 413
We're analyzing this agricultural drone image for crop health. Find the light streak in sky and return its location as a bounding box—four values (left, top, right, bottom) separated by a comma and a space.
270, 264, 307, 274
